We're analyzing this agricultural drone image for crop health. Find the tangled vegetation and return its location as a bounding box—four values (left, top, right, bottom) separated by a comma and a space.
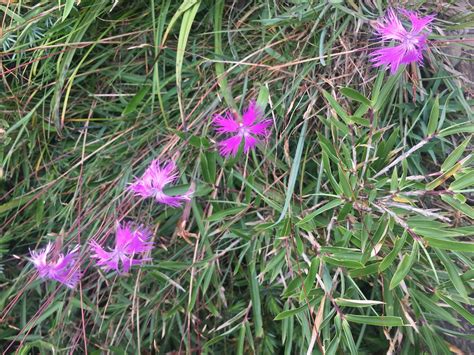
0, 1, 473, 353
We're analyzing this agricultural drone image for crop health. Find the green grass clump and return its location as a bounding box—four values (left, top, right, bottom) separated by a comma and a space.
1, 1, 473, 353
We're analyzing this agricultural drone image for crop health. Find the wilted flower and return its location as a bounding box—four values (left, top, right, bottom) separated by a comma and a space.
213, 101, 272, 157
90, 222, 153, 274
371, 9, 435, 74
30, 243, 81, 288
128, 160, 194, 207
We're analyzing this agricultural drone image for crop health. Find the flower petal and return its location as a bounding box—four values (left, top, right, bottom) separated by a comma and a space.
151, 160, 179, 187
30, 242, 53, 272
371, 45, 407, 74
242, 101, 263, 126
218, 135, 243, 157
116, 223, 153, 253
128, 160, 180, 200
90, 241, 119, 271
375, 8, 407, 41
128, 180, 153, 198
400, 46, 424, 66
400, 9, 435, 34
248, 120, 272, 136
244, 135, 258, 153
30, 243, 81, 288
155, 191, 192, 207
213, 113, 240, 134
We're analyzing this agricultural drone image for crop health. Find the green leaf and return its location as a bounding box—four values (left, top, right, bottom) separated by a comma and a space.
24, 301, 64, 332
441, 136, 471, 172
338, 166, 353, 199
434, 249, 468, 300
278, 217, 292, 238
426, 161, 463, 190
301, 257, 320, 300
450, 169, 474, 191
379, 233, 407, 272
247, 241, 263, 337
234, 173, 282, 212
257, 86, 270, 109
327, 315, 342, 355
318, 134, 339, 163
427, 96, 439, 135
175, 130, 211, 148
461, 269, 474, 281
389, 241, 418, 290
349, 262, 380, 277
274, 298, 320, 320
122, 86, 150, 115
412, 225, 474, 238
335, 298, 384, 308
390, 167, 398, 192
345, 314, 404, 327
207, 206, 247, 222
274, 306, 306, 321
176, 1, 201, 123
265, 250, 287, 282
323, 257, 363, 269
322, 90, 350, 124
340, 87, 372, 106
410, 289, 461, 328
63, 0, 76, 21
442, 195, 474, 219
320, 114, 350, 135
296, 199, 343, 226
213, 0, 233, 108
161, 0, 200, 44
237, 323, 246, 355
437, 292, 474, 325
0, 195, 32, 215
423, 236, 474, 252
18, 340, 56, 355
200, 151, 216, 184
274, 118, 307, 225
342, 319, 357, 355
349, 116, 370, 126
373, 70, 401, 112
439, 121, 474, 137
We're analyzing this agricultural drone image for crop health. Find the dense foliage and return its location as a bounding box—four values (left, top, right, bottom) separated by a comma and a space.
1, 1, 473, 354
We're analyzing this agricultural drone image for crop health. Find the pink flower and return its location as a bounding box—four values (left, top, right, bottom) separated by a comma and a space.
371, 9, 435, 74
213, 101, 272, 157
90, 222, 153, 274
29, 243, 81, 288
128, 160, 194, 207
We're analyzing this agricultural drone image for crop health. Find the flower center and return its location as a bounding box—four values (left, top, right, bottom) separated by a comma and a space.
403, 33, 419, 49
238, 123, 250, 137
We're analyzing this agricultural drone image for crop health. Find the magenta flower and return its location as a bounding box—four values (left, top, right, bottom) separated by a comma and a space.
29, 243, 81, 288
213, 101, 272, 157
90, 222, 153, 274
371, 9, 435, 74
128, 160, 194, 207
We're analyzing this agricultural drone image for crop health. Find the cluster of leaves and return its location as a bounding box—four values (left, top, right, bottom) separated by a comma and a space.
0, 0, 473, 354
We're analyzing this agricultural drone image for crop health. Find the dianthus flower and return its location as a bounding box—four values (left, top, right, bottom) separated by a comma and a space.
371, 9, 435, 74
213, 101, 272, 157
128, 160, 193, 207
90, 222, 153, 274
30, 243, 81, 288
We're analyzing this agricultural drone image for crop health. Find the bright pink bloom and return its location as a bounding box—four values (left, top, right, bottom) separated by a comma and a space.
90, 222, 153, 274
213, 101, 272, 157
371, 9, 435, 74
30, 243, 81, 288
128, 160, 193, 207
